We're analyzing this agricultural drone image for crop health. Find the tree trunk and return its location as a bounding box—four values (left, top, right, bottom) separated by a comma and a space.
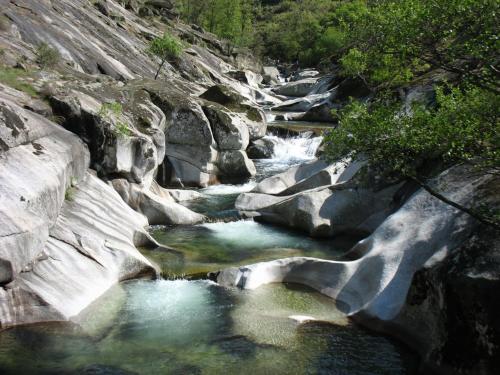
154, 58, 167, 80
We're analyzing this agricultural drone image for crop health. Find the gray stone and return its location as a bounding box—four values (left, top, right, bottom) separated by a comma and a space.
289, 70, 320, 81
255, 182, 401, 237
252, 159, 330, 195
199, 84, 267, 141
235, 193, 288, 212
218, 150, 256, 180
262, 66, 280, 85
0, 96, 157, 327
217, 164, 495, 322
247, 138, 277, 159
272, 78, 320, 97
111, 179, 205, 225
203, 104, 250, 150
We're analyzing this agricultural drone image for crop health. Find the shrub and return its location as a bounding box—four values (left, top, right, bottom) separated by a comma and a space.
325, 85, 499, 177
99, 102, 123, 117
36, 42, 60, 68
99, 102, 132, 137
115, 121, 132, 137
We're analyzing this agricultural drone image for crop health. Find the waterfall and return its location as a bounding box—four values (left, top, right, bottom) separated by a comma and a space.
267, 132, 322, 163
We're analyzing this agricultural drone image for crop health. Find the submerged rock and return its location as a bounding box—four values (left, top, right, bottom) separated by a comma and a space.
247, 138, 277, 159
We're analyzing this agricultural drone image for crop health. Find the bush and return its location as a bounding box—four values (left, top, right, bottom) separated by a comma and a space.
99, 102, 132, 137
36, 42, 60, 68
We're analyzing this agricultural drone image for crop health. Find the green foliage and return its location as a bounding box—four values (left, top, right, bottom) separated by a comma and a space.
0, 66, 38, 97
253, 0, 368, 66
338, 0, 499, 90
115, 121, 132, 137
64, 177, 77, 201
148, 33, 183, 79
340, 48, 366, 78
149, 33, 183, 61
324, 86, 500, 177
36, 42, 60, 68
64, 187, 75, 201
99, 102, 132, 137
176, 0, 255, 50
99, 102, 123, 117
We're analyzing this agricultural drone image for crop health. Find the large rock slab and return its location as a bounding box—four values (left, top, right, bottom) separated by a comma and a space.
271, 91, 332, 113
49, 86, 165, 184
0, 96, 89, 279
247, 137, 278, 159
289, 70, 320, 81
112, 178, 204, 225
216, 163, 495, 319
235, 193, 289, 212
255, 182, 402, 237
163, 143, 219, 187
262, 66, 280, 85
217, 150, 256, 182
1, 172, 158, 328
216, 165, 498, 372
387, 225, 500, 374
272, 78, 320, 97
0, 96, 157, 327
252, 159, 327, 195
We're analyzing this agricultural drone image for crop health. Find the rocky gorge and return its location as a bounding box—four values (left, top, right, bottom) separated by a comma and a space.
0, 1, 499, 374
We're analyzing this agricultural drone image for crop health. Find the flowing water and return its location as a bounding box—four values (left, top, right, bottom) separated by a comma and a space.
143, 221, 355, 277
0, 123, 418, 374
180, 131, 323, 219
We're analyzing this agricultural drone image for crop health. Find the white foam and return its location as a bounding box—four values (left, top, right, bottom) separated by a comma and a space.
266, 133, 323, 163
201, 181, 257, 196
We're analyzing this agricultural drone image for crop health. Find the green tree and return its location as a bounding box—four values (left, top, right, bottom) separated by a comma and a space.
339, 0, 499, 91
324, 85, 500, 228
176, 0, 256, 52
148, 33, 183, 80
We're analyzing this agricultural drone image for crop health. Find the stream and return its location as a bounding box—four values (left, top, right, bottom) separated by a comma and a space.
0, 121, 418, 374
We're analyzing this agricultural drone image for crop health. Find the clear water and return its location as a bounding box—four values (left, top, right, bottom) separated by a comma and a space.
0, 125, 419, 374
146, 221, 355, 277
0, 280, 417, 375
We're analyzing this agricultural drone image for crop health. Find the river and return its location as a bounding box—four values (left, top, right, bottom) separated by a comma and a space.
0, 120, 418, 374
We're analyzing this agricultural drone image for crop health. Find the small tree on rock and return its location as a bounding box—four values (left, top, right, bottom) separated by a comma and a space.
148, 33, 183, 80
